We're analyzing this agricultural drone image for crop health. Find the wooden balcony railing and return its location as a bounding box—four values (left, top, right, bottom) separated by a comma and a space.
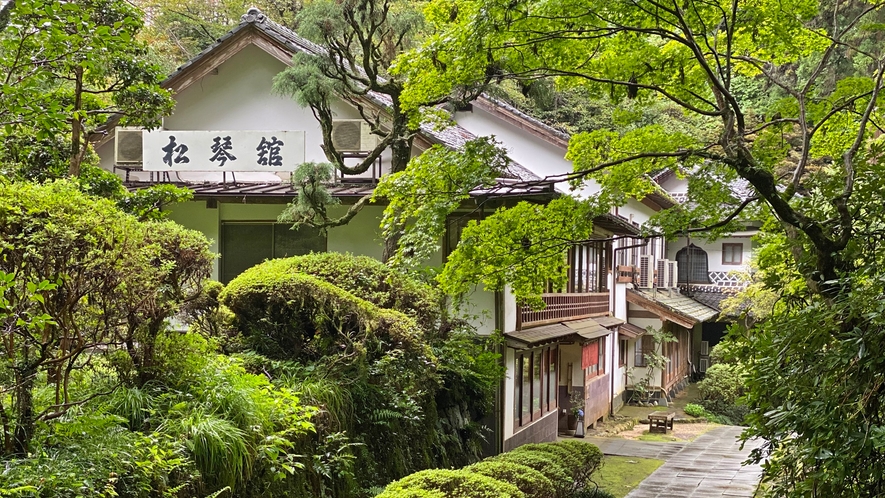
518, 292, 610, 329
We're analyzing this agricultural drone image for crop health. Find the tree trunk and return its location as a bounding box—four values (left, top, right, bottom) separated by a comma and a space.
68, 67, 83, 177
12, 365, 37, 456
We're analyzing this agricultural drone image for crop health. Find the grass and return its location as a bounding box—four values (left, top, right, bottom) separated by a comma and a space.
636, 431, 679, 442
594, 455, 664, 498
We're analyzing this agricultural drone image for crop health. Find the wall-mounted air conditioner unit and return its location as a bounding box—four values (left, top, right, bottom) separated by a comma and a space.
700, 340, 709, 356
331, 120, 379, 152
699, 357, 709, 373
667, 260, 679, 288
656, 259, 669, 289
637, 254, 655, 288
115, 127, 144, 164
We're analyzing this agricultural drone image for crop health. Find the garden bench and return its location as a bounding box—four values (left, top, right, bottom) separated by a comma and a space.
648, 412, 675, 434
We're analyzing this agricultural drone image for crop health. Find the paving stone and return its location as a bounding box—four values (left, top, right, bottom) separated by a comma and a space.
619, 426, 764, 498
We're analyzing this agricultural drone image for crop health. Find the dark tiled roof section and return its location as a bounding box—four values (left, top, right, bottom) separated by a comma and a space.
679, 285, 745, 316
630, 288, 719, 324
479, 96, 572, 144
124, 180, 554, 199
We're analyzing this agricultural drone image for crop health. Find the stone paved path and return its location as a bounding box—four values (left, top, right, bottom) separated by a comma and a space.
581, 436, 687, 461
588, 426, 764, 497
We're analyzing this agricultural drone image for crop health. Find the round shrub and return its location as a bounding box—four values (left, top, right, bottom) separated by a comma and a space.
380, 468, 525, 498
553, 441, 604, 480
697, 363, 745, 404
259, 252, 442, 329
465, 460, 555, 498
491, 451, 571, 493
376, 489, 446, 498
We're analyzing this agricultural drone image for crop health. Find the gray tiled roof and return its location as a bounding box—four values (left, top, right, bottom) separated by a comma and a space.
630, 288, 719, 324
164, 8, 541, 183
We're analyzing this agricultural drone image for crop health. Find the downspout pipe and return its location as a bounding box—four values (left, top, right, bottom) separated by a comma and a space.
610, 240, 650, 416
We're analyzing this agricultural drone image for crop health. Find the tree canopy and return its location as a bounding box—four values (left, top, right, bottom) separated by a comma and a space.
381, 0, 885, 494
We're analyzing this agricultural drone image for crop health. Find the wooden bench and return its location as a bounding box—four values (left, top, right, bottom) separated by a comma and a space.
648, 412, 675, 434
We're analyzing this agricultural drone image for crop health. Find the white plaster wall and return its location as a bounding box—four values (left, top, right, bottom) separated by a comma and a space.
453, 107, 602, 197
98, 44, 392, 182
503, 347, 516, 439
658, 176, 688, 194
668, 235, 754, 273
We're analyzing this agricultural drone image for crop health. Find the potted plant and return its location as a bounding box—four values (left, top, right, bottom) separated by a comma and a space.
566, 390, 584, 434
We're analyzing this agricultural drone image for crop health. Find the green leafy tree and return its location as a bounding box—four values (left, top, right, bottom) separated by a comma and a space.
387, 0, 885, 494
0, 181, 213, 454
273, 0, 492, 260
0, 0, 174, 176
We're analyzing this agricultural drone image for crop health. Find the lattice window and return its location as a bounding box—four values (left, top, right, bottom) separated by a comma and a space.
675, 243, 711, 284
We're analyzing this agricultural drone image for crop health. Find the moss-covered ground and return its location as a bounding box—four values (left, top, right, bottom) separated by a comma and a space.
594, 455, 665, 498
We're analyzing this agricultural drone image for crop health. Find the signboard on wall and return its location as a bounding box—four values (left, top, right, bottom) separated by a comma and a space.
143, 130, 305, 171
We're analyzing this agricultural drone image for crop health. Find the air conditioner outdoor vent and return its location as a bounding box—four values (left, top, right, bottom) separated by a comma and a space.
699, 357, 709, 373
331, 120, 379, 152
115, 127, 143, 164
637, 255, 655, 288
700, 340, 710, 356
656, 259, 669, 289
667, 260, 679, 288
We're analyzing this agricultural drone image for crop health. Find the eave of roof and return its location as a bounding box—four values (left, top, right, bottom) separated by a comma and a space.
505, 315, 621, 348
618, 322, 647, 339
626, 288, 718, 328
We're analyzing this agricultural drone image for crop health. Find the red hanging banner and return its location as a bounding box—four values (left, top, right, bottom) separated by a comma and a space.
582, 341, 599, 370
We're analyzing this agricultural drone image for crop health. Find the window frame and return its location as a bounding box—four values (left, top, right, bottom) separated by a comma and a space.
722, 243, 743, 265
514, 344, 559, 430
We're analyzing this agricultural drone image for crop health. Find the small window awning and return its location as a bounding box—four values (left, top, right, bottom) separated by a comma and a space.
593, 315, 625, 328
505, 323, 574, 349
504, 315, 623, 348
564, 319, 609, 340
618, 322, 647, 339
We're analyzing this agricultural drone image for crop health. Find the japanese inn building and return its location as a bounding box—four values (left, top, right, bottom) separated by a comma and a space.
94, 9, 748, 454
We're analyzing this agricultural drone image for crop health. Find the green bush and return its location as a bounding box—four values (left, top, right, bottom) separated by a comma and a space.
379, 469, 524, 498
569, 489, 616, 498
491, 451, 571, 494
553, 441, 604, 482
465, 460, 555, 498
221, 260, 428, 361
699, 399, 750, 426
253, 253, 443, 330
697, 363, 745, 404
684, 403, 706, 418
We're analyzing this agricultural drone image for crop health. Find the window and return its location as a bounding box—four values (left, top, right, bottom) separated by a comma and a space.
221, 222, 326, 283
634, 335, 655, 367
675, 243, 711, 284
619, 339, 628, 367
722, 243, 743, 265
515, 345, 559, 429
567, 240, 609, 292
583, 338, 605, 379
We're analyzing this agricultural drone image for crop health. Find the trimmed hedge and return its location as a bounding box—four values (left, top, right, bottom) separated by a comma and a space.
220, 261, 428, 361
465, 461, 555, 498
377, 469, 525, 498
380, 440, 606, 497
246, 253, 443, 330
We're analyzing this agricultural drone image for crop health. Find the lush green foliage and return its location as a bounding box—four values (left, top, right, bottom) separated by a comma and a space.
220, 252, 503, 494
0, 181, 319, 497
0, 0, 174, 176
374, 136, 510, 271
383, 440, 605, 498
684, 404, 706, 418
379, 469, 524, 498
465, 461, 555, 498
